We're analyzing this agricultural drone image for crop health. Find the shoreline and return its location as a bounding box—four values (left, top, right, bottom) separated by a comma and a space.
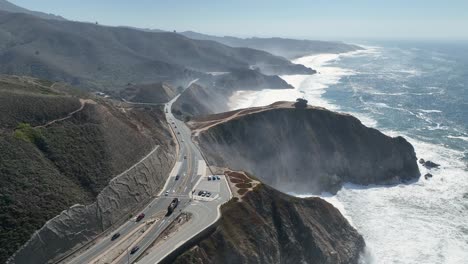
228, 46, 468, 264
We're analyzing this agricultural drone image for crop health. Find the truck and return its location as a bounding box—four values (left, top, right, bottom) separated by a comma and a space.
166, 198, 179, 216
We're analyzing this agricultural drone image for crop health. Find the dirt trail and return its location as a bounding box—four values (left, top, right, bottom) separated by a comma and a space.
35, 99, 96, 128
190, 101, 298, 136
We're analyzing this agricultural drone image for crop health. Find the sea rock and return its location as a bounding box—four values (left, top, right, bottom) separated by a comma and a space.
423, 160, 440, 169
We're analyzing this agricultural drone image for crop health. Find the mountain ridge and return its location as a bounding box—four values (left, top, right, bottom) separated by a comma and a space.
0, 0, 65, 21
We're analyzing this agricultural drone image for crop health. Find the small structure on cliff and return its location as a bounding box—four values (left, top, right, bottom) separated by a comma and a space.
294, 98, 308, 108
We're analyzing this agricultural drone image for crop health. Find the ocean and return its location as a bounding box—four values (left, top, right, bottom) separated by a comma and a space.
229, 41, 468, 264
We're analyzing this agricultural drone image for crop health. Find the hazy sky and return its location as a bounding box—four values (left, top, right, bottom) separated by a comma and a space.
10, 0, 468, 40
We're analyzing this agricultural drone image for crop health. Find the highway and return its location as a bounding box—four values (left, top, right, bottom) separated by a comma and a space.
63, 80, 231, 264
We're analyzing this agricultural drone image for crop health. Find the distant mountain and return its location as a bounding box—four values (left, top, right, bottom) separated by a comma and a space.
0, 11, 313, 91
0, 0, 65, 20
181, 31, 363, 59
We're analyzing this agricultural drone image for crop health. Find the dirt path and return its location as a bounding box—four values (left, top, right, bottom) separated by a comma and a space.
35, 99, 96, 128
191, 106, 273, 137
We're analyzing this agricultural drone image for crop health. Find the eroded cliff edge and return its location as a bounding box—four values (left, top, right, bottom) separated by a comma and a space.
0, 76, 176, 263
173, 181, 365, 264
190, 102, 420, 194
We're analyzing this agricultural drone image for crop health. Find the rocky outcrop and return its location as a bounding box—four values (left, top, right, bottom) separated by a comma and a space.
172, 69, 294, 117
191, 102, 420, 194
173, 183, 365, 264
9, 145, 175, 264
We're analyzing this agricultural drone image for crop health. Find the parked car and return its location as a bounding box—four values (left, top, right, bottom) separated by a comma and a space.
201, 192, 206, 197
206, 192, 212, 197
130, 246, 140, 254
175, 175, 180, 181
111, 233, 120, 241
216, 176, 220, 180
136, 213, 145, 222
198, 190, 203, 196
208, 176, 212, 181
165, 191, 169, 196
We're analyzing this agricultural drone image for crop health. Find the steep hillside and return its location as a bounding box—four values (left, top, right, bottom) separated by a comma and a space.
0, 11, 313, 90
172, 69, 294, 117
0, 75, 175, 263
190, 102, 420, 194
181, 31, 363, 59
120, 82, 179, 104
173, 182, 365, 264
0, 0, 65, 21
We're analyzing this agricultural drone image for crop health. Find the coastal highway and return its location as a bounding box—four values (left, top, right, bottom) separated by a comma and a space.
64, 80, 231, 264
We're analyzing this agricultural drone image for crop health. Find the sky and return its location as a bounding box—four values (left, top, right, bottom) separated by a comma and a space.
9, 0, 468, 41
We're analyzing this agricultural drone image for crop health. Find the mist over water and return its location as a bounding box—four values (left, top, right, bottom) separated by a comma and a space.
229, 42, 468, 263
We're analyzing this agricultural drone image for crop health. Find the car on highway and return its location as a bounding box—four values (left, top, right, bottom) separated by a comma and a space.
130, 246, 140, 254
111, 233, 120, 241
136, 213, 145, 222
165, 191, 169, 196
175, 175, 180, 181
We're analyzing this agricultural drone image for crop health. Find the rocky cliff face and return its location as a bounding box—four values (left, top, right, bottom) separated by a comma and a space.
10, 145, 174, 264
191, 102, 420, 194
0, 75, 176, 263
173, 183, 365, 264
172, 69, 295, 117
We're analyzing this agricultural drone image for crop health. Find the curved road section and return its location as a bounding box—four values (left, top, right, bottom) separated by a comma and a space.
63, 83, 232, 264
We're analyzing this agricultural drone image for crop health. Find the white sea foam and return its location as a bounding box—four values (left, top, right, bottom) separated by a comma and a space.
227, 47, 468, 263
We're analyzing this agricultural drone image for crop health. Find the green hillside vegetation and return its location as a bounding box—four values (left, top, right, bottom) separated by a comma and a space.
0, 75, 174, 262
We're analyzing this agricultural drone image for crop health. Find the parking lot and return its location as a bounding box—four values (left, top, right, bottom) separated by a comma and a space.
193, 175, 224, 201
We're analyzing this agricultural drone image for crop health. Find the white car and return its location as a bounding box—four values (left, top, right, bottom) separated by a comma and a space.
164, 191, 169, 196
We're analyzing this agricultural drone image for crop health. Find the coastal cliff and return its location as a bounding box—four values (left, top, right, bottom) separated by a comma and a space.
172, 69, 296, 117
173, 182, 365, 264
190, 102, 420, 194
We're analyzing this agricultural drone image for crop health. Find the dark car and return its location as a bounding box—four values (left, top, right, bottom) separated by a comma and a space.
175, 175, 180, 181
111, 233, 120, 241
198, 190, 203, 196
130, 246, 140, 254
136, 213, 145, 222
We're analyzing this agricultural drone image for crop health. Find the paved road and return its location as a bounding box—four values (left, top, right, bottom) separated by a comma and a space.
63, 78, 231, 264
137, 175, 231, 264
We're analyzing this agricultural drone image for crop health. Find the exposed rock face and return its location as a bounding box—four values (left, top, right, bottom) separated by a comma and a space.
173, 183, 365, 264
9, 146, 174, 264
191, 102, 420, 194
0, 75, 176, 263
172, 69, 294, 117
